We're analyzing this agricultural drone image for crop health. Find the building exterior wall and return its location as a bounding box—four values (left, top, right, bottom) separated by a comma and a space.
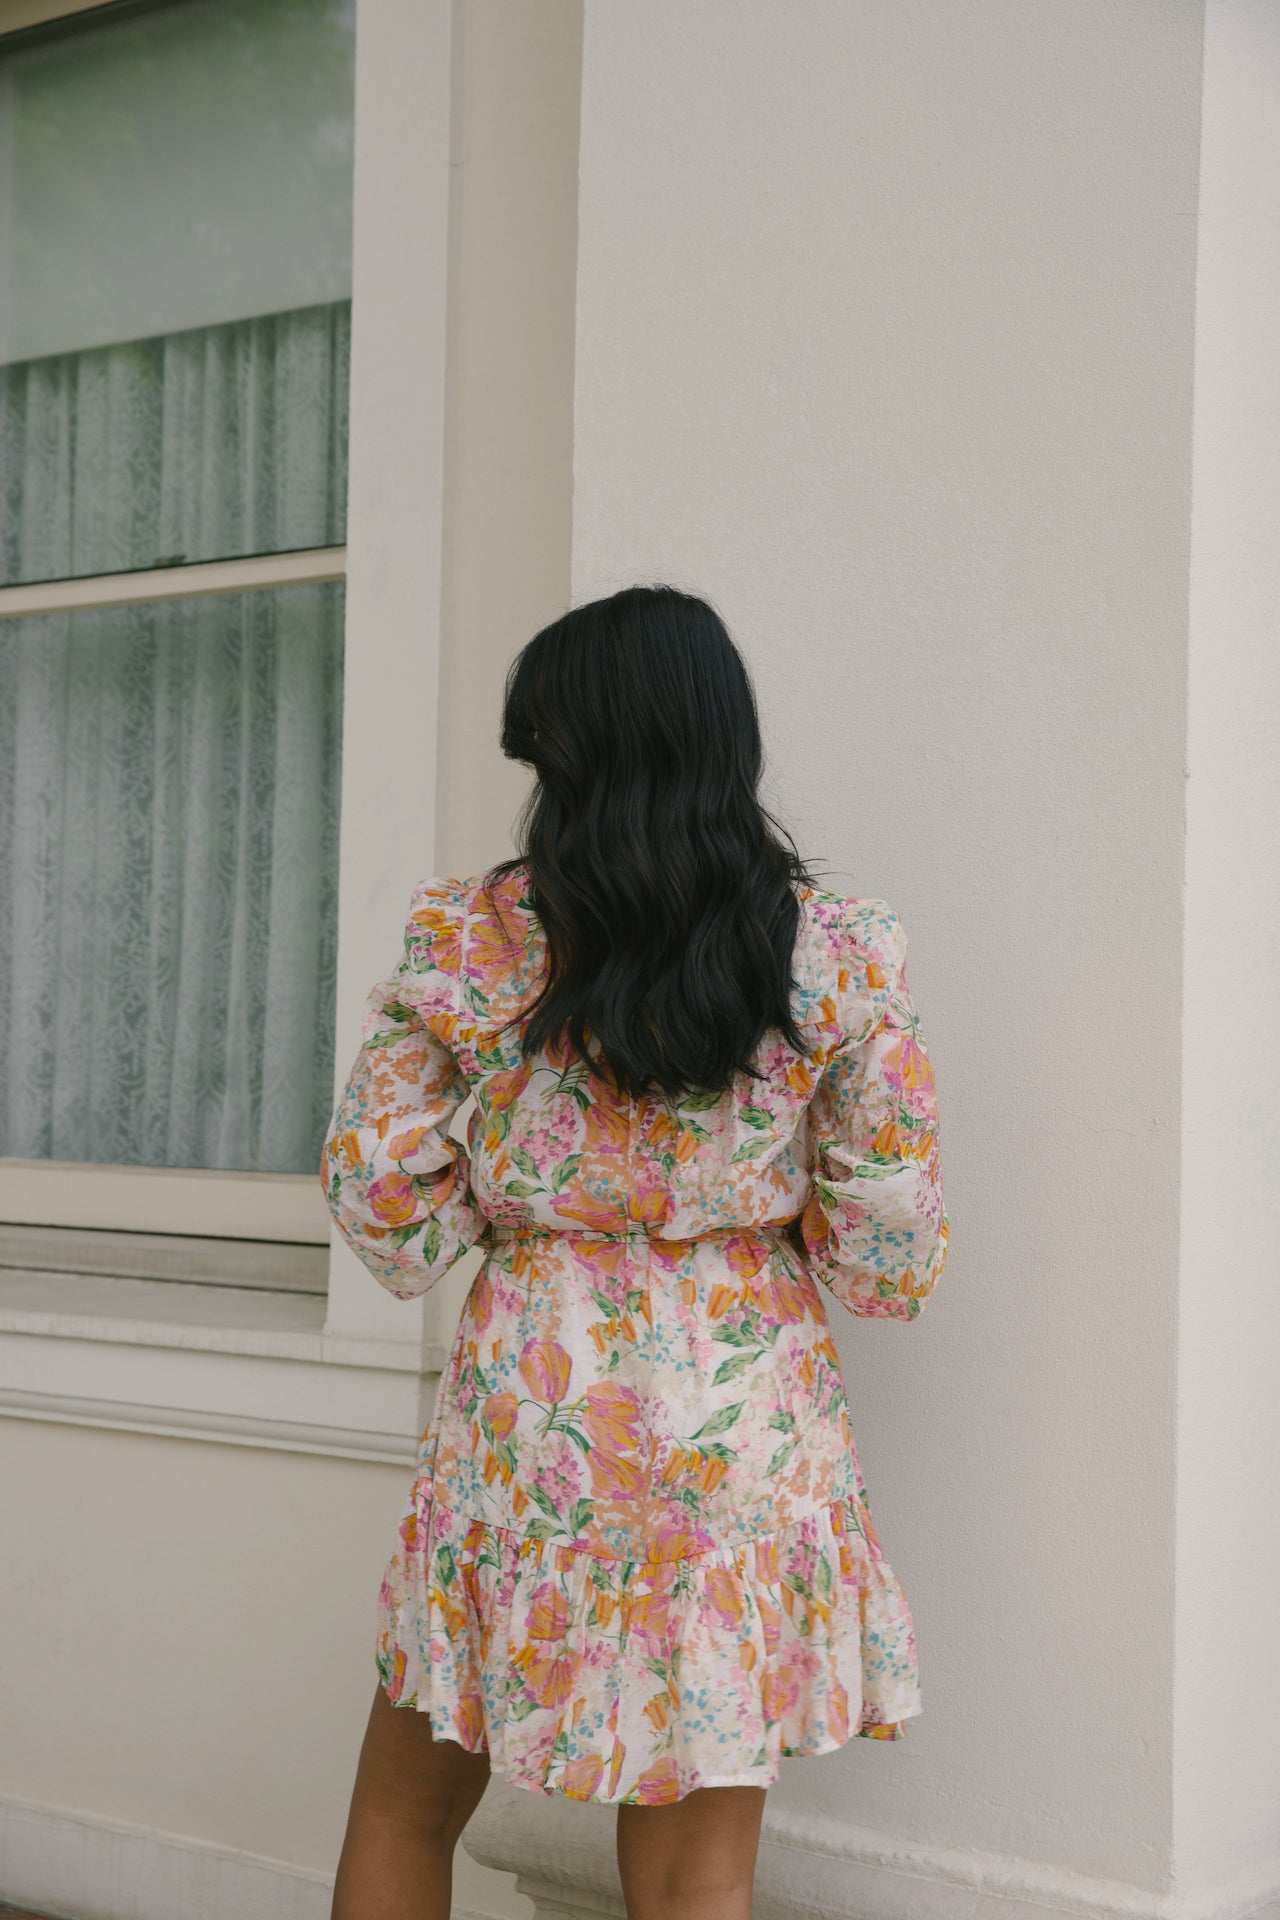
1177, 0, 1280, 1901
3, 2, 1280, 1919
567, 0, 1199, 1888
0, 1, 577, 1916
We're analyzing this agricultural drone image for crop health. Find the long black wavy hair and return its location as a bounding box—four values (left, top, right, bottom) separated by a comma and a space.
482, 583, 823, 1102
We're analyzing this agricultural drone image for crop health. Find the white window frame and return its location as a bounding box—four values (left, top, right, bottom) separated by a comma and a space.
0, 550, 347, 1245
0, 0, 466, 1459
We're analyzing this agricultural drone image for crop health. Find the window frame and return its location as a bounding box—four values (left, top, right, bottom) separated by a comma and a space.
0, 0, 463, 1454
0, 0, 355, 1250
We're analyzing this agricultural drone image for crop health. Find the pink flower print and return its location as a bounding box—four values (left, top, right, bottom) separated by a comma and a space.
627, 1590, 674, 1643
531, 1434, 583, 1510
525, 1651, 580, 1709
483, 1392, 518, 1440
626, 1179, 672, 1229
386, 1126, 428, 1162
703, 1567, 746, 1631
454, 1691, 486, 1747
518, 1338, 573, 1404
587, 1448, 646, 1499
646, 1522, 705, 1561
724, 1233, 770, 1279
582, 1383, 643, 1453
761, 1639, 821, 1724
368, 1173, 417, 1226
385, 1643, 408, 1703
883, 1031, 935, 1105
828, 1678, 851, 1743
527, 1581, 571, 1641
562, 1753, 605, 1799
634, 1757, 683, 1804
755, 1263, 812, 1325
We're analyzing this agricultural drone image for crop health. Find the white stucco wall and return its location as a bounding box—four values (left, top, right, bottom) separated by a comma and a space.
0, 4, 575, 1915
0, 1421, 405, 1865
1177, 0, 1280, 1901
570, 0, 1202, 1891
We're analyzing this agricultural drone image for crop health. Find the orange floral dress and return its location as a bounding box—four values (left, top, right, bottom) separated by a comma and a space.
322, 863, 949, 1804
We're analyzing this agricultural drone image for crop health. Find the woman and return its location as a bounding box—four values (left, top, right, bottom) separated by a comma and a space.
323, 583, 949, 1920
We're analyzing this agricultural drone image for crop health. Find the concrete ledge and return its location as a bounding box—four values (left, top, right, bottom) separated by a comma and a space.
0, 1795, 334, 1920
462, 1779, 1280, 1920
0, 1793, 508, 1920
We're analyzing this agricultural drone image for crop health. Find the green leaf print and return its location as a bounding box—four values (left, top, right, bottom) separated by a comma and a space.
521, 1517, 561, 1542
526, 1483, 563, 1522
765, 1434, 800, 1476
691, 1402, 745, 1440
387, 1222, 423, 1249
474, 1043, 508, 1071
730, 1136, 772, 1164
569, 1498, 594, 1535
740, 1103, 773, 1129
624, 1288, 647, 1314
589, 1288, 619, 1319
713, 1321, 759, 1349
562, 1426, 591, 1455
712, 1349, 763, 1386
815, 1555, 834, 1601
510, 1146, 542, 1182
679, 1089, 725, 1112
695, 1441, 734, 1465
550, 1152, 583, 1191
434, 1543, 457, 1585
767, 1410, 796, 1432
503, 1180, 540, 1200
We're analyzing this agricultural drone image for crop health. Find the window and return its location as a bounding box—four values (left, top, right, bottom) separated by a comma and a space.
0, 0, 356, 1247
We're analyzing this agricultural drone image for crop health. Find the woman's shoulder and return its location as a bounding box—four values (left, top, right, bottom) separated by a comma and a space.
793, 883, 907, 1043
402, 863, 543, 1030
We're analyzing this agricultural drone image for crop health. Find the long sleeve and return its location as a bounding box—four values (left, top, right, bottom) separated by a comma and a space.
320, 891, 492, 1300
799, 915, 949, 1321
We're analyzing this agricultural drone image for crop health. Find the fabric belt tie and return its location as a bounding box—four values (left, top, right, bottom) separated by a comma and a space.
486, 1220, 797, 1247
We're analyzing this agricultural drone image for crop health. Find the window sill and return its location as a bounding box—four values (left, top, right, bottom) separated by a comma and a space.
0, 1267, 449, 1466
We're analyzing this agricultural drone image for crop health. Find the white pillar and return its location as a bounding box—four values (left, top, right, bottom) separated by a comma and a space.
1176, 0, 1280, 1908
464, 4, 1280, 1918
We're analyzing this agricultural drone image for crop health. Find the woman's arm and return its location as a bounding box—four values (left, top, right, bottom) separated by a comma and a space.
799, 917, 949, 1320
321, 911, 491, 1299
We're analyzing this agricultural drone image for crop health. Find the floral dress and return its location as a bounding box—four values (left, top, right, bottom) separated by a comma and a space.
321, 863, 949, 1805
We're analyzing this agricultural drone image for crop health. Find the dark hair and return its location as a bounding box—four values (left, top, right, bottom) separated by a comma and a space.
482, 583, 823, 1102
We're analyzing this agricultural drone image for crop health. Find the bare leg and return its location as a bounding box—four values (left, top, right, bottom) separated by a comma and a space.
616, 1785, 767, 1920
332, 1686, 491, 1920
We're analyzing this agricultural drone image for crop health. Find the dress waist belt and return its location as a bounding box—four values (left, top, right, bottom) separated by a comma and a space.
486, 1220, 798, 1247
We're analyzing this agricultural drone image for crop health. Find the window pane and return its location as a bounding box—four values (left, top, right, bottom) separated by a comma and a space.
0, 581, 343, 1176
0, 301, 351, 585
0, 0, 355, 584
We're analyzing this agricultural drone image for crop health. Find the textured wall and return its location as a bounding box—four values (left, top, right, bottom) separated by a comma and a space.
570, 0, 1202, 1889
1177, 0, 1280, 1899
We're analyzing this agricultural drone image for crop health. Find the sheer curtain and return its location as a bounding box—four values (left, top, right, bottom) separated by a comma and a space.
0, 302, 349, 1175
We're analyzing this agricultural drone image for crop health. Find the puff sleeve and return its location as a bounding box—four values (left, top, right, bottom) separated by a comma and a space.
799, 906, 950, 1320
320, 882, 492, 1299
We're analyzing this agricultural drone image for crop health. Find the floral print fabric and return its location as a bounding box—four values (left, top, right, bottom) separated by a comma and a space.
322, 864, 949, 1803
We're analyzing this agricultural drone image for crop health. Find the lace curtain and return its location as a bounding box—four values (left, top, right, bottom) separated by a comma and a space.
0, 301, 349, 1175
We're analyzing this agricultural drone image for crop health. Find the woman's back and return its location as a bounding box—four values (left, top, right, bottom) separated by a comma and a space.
328, 861, 944, 1264
321, 859, 948, 1802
